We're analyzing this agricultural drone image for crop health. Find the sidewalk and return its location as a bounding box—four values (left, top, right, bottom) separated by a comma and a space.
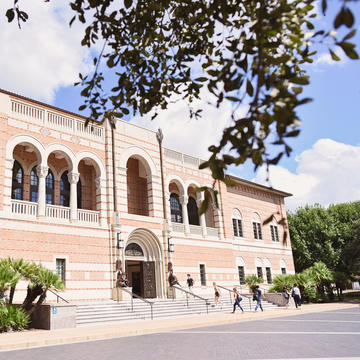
0, 302, 358, 351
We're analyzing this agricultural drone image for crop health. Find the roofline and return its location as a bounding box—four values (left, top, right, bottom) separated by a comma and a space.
0, 88, 89, 121
227, 174, 292, 198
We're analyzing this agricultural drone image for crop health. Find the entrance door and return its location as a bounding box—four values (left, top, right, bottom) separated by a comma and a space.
142, 261, 156, 298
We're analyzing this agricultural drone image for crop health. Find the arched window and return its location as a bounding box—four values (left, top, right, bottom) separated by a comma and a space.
170, 193, 182, 223
187, 196, 199, 225
252, 213, 263, 240
270, 218, 280, 242
11, 160, 23, 200
77, 178, 82, 209
60, 171, 70, 207
46, 170, 54, 205
30, 166, 39, 202
232, 209, 243, 237
125, 243, 144, 257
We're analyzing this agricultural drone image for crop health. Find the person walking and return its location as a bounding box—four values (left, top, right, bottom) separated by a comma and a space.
186, 274, 194, 293
232, 288, 244, 313
282, 285, 290, 309
213, 282, 223, 307
254, 285, 264, 312
291, 283, 302, 309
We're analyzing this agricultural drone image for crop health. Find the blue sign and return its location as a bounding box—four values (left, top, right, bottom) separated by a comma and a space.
52, 306, 57, 315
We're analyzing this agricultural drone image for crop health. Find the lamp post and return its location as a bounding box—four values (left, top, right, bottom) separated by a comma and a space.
167, 236, 175, 253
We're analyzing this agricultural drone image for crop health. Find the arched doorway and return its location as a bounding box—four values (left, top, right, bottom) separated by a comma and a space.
124, 229, 164, 299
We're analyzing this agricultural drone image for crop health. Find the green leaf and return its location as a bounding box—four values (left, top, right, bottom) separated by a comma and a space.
321, 0, 327, 15
246, 80, 253, 97
124, 0, 132, 9
343, 29, 356, 42
79, 105, 87, 111
195, 77, 208, 82
329, 49, 340, 61
344, 8, 354, 28
6, 8, 15, 23
338, 42, 359, 60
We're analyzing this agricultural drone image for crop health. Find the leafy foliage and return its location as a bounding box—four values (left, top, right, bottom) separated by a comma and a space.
0, 305, 29, 332
244, 274, 264, 290
0, 258, 65, 326
4, 0, 359, 179
288, 202, 360, 279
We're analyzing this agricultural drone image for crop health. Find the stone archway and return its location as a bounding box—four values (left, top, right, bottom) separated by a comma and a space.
124, 228, 164, 298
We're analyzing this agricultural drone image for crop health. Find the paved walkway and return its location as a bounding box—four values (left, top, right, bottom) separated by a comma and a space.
0, 302, 358, 351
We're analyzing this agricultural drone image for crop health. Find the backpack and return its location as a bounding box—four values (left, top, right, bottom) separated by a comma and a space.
252, 293, 258, 301
237, 294, 242, 302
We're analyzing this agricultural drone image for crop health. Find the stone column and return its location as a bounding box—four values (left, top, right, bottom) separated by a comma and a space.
197, 193, 207, 237
180, 194, 190, 235
96, 177, 107, 226
68, 171, 79, 222
36, 165, 49, 217
4, 158, 14, 214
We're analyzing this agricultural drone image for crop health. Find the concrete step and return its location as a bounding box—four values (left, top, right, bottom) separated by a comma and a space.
76, 298, 279, 326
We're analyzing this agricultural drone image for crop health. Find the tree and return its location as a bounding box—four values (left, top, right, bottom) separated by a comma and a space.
288, 202, 360, 278
4, 0, 359, 182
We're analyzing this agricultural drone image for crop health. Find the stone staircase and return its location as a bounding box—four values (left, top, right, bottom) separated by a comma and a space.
76, 296, 279, 327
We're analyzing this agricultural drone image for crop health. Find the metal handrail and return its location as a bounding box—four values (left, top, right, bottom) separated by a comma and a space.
116, 287, 154, 320
217, 285, 252, 310
48, 289, 69, 303
171, 285, 210, 314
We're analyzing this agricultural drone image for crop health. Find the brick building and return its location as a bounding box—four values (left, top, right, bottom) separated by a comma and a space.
0, 88, 295, 302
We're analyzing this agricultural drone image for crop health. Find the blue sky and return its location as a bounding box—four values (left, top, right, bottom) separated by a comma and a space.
1, 1, 359, 210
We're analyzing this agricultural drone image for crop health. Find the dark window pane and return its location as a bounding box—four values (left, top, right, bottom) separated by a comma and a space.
170, 193, 182, 223
12, 160, 24, 200
237, 219, 243, 237
232, 218, 238, 237
125, 243, 144, 257
270, 225, 275, 241
266, 267, 272, 283
187, 197, 199, 225
46, 170, 54, 205
199, 264, 206, 286
77, 178, 82, 209
274, 226, 279, 242
257, 223, 263, 240
238, 266, 245, 284
56, 259, 66, 283
60, 171, 70, 207
257, 267, 263, 279
30, 167, 39, 203
281, 267, 286, 274
253, 222, 258, 239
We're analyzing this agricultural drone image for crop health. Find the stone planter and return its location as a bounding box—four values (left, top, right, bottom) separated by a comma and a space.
30, 303, 76, 330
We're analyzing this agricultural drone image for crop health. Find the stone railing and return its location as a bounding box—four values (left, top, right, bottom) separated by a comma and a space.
189, 224, 202, 235
206, 227, 218, 237
45, 204, 70, 220
164, 148, 207, 169
77, 209, 99, 223
171, 222, 185, 233
11, 100, 104, 142
11, 199, 38, 216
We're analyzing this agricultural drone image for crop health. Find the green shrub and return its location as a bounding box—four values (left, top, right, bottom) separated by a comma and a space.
244, 275, 264, 291
0, 305, 29, 332
269, 274, 296, 292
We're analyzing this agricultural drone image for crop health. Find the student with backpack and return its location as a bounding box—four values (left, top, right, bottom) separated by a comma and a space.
232, 288, 244, 313
254, 285, 264, 312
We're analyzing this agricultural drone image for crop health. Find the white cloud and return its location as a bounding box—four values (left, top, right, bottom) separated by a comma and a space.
0, 2, 91, 102
253, 139, 360, 210
313, 47, 348, 68
130, 89, 248, 160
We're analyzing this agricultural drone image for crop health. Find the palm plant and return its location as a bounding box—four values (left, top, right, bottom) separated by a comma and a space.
244, 275, 264, 291
269, 274, 295, 293
0, 260, 20, 303
25, 265, 64, 315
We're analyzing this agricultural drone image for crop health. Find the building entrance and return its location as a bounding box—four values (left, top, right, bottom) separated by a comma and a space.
125, 260, 156, 298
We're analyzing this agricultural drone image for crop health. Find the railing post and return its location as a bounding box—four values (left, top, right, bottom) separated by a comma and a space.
150, 303, 153, 320
206, 302, 209, 314
229, 292, 232, 304
131, 296, 133, 312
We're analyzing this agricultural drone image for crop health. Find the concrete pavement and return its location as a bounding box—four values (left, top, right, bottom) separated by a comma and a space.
0, 302, 358, 351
